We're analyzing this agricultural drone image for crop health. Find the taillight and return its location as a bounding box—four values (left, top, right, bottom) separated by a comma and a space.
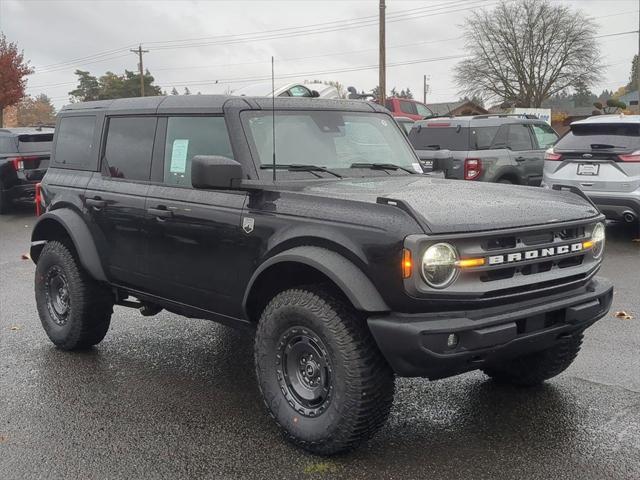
9, 155, 38, 171
426, 122, 451, 128
618, 150, 640, 162
35, 183, 42, 216
544, 148, 563, 161
11, 157, 24, 171
464, 158, 482, 180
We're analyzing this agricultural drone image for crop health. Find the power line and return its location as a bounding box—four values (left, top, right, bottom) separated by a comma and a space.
30, 0, 469, 73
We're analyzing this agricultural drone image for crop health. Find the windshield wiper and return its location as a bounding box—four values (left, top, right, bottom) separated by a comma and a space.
350, 162, 416, 174
260, 164, 342, 178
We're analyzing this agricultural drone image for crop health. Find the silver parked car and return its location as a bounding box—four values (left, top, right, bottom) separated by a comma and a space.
408, 115, 558, 185
543, 115, 640, 227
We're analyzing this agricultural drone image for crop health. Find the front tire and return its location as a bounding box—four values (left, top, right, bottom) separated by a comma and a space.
482, 333, 584, 386
35, 240, 114, 350
254, 286, 395, 455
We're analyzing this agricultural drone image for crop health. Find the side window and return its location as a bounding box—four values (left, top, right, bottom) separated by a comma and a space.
415, 103, 432, 117
472, 126, 500, 150
384, 100, 394, 111
507, 124, 534, 151
54, 116, 97, 169
287, 85, 312, 97
164, 116, 233, 187
531, 124, 558, 149
399, 101, 418, 115
103, 117, 156, 181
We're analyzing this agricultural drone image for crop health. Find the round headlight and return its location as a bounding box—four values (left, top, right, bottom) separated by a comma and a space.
591, 222, 605, 259
421, 243, 459, 289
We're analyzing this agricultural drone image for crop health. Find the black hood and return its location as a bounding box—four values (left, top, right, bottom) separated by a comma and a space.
276, 176, 600, 234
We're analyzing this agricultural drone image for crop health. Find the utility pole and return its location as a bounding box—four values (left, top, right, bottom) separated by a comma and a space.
130, 45, 149, 97
379, 0, 386, 106
423, 75, 427, 104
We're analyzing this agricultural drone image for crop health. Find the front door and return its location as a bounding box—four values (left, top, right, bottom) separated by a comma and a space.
85, 116, 157, 287
143, 116, 248, 318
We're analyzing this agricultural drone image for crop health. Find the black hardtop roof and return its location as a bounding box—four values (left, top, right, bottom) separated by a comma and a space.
0, 127, 55, 136
60, 95, 383, 115
415, 115, 546, 128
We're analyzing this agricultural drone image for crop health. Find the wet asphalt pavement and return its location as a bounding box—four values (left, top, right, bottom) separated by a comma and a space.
0, 207, 639, 480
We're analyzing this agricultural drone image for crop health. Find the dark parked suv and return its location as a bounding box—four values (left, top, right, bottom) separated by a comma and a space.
408, 115, 558, 185
0, 127, 53, 213
31, 96, 612, 455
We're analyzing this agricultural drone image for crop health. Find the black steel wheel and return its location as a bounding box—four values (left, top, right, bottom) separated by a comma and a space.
254, 285, 395, 455
44, 265, 71, 326
35, 240, 114, 350
277, 327, 333, 417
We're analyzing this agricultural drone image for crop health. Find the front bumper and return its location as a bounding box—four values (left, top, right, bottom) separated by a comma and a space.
368, 277, 613, 379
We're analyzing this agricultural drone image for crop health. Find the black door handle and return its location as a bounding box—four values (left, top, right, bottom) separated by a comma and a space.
86, 198, 106, 209
147, 207, 173, 219
515, 156, 526, 162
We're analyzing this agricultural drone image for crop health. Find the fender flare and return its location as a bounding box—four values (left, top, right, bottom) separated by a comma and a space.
243, 246, 390, 314
30, 210, 108, 282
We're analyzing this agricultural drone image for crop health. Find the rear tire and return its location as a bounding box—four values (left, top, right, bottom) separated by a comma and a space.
482, 333, 583, 386
35, 240, 114, 350
497, 178, 514, 184
254, 286, 395, 455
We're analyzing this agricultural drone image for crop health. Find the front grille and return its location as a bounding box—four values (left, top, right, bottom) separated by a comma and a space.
404, 219, 602, 301
460, 222, 594, 284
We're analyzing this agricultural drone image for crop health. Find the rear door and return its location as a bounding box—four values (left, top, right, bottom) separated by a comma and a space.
506, 123, 541, 185
546, 122, 640, 194
85, 116, 157, 287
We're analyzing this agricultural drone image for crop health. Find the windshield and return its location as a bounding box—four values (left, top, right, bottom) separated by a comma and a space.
242, 111, 419, 174
556, 123, 640, 152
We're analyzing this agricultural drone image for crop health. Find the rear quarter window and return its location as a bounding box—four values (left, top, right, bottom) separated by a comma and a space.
54, 116, 98, 169
408, 125, 470, 151
556, 123, 640, 151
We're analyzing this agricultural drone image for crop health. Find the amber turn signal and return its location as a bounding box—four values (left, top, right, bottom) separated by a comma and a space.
455, 258, 486, 268
402, 249, 412, 278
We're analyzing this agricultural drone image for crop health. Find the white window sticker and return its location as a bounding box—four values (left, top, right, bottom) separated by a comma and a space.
412, 162, 424, 173
170, 139, 189, 173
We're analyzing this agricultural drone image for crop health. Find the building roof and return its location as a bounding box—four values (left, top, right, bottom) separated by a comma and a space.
425, 100, 488, 116
425, 101, 466, 116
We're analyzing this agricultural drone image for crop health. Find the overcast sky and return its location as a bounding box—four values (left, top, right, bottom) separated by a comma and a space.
1, 0, 638, 109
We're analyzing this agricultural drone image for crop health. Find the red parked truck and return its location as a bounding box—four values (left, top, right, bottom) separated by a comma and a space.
384, 98, 433, 120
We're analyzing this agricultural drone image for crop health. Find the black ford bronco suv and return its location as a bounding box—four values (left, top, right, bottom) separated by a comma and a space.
31, 96, 613, 455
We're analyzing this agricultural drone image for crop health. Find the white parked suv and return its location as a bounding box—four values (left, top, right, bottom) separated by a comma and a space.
543, 115, 640, 229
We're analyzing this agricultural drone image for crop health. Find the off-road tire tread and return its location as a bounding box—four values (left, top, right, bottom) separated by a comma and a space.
254, 285, 395, 455
35, 240, 113, 350
482, 332, 584, 386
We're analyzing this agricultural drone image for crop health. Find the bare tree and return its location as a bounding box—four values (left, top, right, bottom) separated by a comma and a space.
454, 0, 601, 107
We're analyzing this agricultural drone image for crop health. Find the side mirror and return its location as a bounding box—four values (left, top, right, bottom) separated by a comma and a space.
310, 90, 320, 98
191, 155, 243, 190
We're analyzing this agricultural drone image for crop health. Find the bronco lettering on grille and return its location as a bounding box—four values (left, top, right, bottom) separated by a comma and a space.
488, 242, 584, 265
